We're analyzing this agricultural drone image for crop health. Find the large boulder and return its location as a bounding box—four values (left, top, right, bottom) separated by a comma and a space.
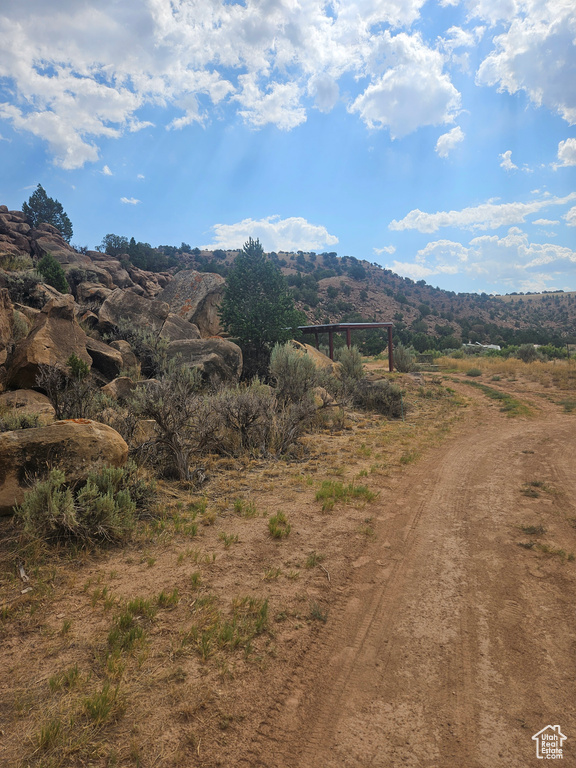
158, 270, 225, 337
101, 376, 136, 401
0, 390, 55, 423
85, 337, 123, 380
98, 288, 170, 333
30, 223, 89, 266
159, 313, 201, 342
0, 419, 128, 515
6, 295, 91, 389
109, 340, 139, 372
166, 338, 242, 382
76, 281, 114, 304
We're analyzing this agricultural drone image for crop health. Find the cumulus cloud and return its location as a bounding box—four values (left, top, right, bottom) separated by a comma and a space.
0, 2, 466, 166
499, 150, 517, 170
101, 164, 112, 175
436, 126, 465, 157
564, 207, 576, 227
390, 229, 576, 291
202, 215, 338, 252
374, 245, 396, 255
555, 138, 576, 168
476, 1, 576, 125
389, 193, 576, 232
121, 197, 141, 205
349, 32, 461, 138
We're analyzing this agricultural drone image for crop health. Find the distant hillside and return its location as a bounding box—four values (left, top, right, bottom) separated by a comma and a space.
167, 247, 576, 352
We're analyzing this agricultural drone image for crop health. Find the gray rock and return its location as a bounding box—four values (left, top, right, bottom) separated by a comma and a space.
158, 270, 225, 337
166, 338, 242, 382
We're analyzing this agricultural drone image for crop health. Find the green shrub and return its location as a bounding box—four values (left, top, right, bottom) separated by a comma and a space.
334, 345, 364, 380
393, 344, 417, 372
0, 411, 42, 432
15, 465, 143, 546
466, 368, 482, 377
351, 379, 403, 417
517, 344, 540, 363
37, 252, 69, 293
269, 342, 318, 404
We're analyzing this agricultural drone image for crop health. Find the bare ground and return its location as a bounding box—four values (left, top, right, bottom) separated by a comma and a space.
1, 371, 575, 767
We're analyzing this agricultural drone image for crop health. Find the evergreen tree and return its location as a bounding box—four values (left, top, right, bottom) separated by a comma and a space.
219, 237, 303, 378
37, 253, 69, 293
22, 184, 73, 242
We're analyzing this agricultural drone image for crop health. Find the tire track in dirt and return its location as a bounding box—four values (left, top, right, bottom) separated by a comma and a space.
246, 393, 576, 768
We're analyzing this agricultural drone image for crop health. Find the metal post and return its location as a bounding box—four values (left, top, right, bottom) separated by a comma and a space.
315, 331, 319, 349
329, 329, 334, 360
346, 328, 352, 348
387, 326, 394, 372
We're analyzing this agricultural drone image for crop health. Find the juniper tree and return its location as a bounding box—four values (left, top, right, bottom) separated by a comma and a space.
219, 237, 303, 379
22, 184, 73, 242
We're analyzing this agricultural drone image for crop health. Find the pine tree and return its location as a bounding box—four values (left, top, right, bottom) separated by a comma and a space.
219, 238, 303, 379
22, 184, 73, 242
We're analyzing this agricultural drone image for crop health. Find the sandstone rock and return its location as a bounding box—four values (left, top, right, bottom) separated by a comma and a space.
0, 390, 55, 423
7, 295, 91, 389
160, 313, 201, 342
101, 376, 136, 401
31, 226, 88, 266
77, 310, 99, 329
76, 281, 114, 304
290, 340, 341, 376
85, 337, 123, 380
158, 270, 225, 337
0, 419, 128, 515
166, 338, 242, 382
98, 289, 170, 333
109, 340, 139, 371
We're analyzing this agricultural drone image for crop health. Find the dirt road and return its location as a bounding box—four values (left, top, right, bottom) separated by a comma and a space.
244, 391, 576, 767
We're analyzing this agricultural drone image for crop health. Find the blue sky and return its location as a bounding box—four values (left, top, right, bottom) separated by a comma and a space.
0, 0, 575, 295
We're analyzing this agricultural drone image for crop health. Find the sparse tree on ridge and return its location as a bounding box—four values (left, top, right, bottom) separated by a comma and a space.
219, 237, 304, 379
22, 184, 73, 242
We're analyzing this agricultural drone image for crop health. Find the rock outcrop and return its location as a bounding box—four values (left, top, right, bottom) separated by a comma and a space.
7, 295, 92, 389
98, 289, 170, 333
0, 390, 55, 423
158, 270, 225, 337
0, 419, 128, 515
166, 338, 242, 382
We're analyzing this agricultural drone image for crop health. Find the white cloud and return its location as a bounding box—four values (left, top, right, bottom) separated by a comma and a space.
202, 215, 338, 252
237, 77, 306, 131
555, 138, 576, 168
390, 229, 576, 290
436, 126, 465, 157
389, 193, 576, 233
533, 218, 558, 226
374, 245, 396, 255
121, 197, 141, 205
476, 1, 576, 125
499, 150, 517, 170
101, 164, 112, 175
564, 207, 576, 227
0, 1, 465, 167
137, 174, 145, 179
349, 32, 461, 138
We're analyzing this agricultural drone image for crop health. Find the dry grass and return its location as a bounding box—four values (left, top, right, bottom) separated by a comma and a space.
437, 355, 576, 391
0, 373, 465, 767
